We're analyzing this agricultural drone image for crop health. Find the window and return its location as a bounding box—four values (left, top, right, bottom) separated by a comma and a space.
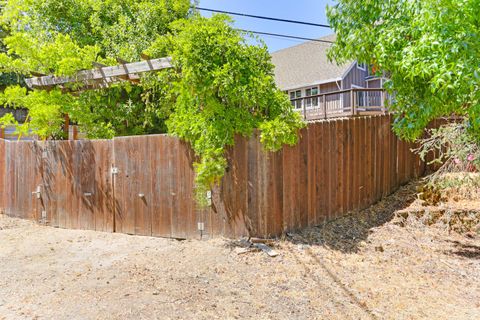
357, 62, 367, 71
311, 87, 319, 106
289, 90, 302, 109
305, 87, 319, 108
352, 85, 367, 107
305, 88, 312, 107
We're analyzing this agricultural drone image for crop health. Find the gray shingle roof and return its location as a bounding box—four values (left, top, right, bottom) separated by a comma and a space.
270, 34, 352, 91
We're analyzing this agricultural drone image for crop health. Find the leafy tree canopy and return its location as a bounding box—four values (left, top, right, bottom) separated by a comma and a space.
0, 0, 193, 137
327, 0, 480, 139
0, 1, 304, 202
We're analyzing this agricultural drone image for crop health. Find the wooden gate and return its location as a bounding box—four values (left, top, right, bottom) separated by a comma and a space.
1, 140, 113, 231
3, 141, 42, 220
112, 135, 199, 238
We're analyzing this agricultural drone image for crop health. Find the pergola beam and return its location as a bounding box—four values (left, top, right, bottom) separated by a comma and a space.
25, 57, 173, 90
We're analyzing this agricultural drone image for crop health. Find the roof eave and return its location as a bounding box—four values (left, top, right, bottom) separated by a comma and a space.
279, 77, 343, 91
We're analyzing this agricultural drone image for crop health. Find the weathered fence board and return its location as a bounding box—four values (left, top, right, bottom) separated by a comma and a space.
0, 139, 5, 213
0, 115, 429, 239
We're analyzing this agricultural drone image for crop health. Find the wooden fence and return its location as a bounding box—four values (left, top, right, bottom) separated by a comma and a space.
0, 115, 426, 239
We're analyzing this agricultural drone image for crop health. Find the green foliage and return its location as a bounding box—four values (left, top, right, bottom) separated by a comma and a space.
1, 0, 192, 63
0, 0, 192, 137
149, 15, 304, 203
0, 112, 15, 128
327, 0, 480, 140
0, 85, 70, 138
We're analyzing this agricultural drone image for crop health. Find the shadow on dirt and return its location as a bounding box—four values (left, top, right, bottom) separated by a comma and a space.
445, 240, 480, 259
284, 182, 419, 253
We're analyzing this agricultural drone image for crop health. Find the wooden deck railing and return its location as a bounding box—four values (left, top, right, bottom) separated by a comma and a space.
290, 88, 389, 121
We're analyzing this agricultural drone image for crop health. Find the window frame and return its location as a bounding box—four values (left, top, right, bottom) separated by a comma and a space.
356, 62, 367, 71
289, 89, 303, 109
305, 86, 319, 108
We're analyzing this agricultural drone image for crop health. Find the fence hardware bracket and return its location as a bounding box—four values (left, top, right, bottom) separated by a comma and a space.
32, 186, 41, 199
111, 167, 119, 175
39, 210, 47, 225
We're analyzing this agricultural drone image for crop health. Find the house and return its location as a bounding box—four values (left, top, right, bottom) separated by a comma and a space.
271, 34, 387, 119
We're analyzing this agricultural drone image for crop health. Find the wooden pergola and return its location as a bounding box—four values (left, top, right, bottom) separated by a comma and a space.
24, 56, 173, 139
25, 56, 173, 90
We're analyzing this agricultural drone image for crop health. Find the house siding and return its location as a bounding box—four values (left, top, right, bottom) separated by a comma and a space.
367, 79, 382, 88
319, 82, 340, 93
342, 63, 369, 90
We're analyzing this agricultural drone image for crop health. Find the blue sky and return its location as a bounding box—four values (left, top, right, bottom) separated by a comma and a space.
198, 0, 336, 52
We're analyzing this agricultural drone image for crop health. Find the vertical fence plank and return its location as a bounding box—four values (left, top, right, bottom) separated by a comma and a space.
42, 141, 57, 228
352, 118, 359, 208
272, 148, 284, 235
365, 117, 373, 207
168, 138, 182, 238
374, 116, 382, 202
358, 118, 367, 208
327, 121, 336, 219
113, 137, 133, 234
0, 140, 5, 212
95, 141, 114, 232
247, 133, 260, 236
371, 117, 378, 202
314, 122, 327, 223
229, 135, 249, 237
391, 116, 398, 193
298, 127, 309, 229
150, 136, 166, 237
336, 120, 345, 217
343, 119, 352, 213
307, 125, 316, 226
257, 145, 268, 237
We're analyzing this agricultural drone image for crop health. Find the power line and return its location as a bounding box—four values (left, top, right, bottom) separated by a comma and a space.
238, 29, 334, 44
196, 7, 331, 28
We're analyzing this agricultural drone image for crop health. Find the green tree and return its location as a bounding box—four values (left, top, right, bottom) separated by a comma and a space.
327, 0, 480, 140
0, 0, 192, 136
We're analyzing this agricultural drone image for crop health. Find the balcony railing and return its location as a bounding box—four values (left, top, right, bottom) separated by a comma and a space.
290, 88, 390, 121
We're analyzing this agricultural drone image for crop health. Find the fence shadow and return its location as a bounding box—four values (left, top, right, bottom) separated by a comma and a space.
285, 182, 418, 253
444, 240, 480, 259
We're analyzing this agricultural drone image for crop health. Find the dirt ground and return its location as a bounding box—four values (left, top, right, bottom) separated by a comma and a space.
1, 182, 479, 320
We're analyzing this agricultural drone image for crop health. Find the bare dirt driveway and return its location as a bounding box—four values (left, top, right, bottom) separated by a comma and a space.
1, 184, 479, 320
